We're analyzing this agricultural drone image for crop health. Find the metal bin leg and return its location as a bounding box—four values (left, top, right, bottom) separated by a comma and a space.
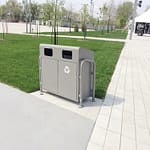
79, 59, 96, 107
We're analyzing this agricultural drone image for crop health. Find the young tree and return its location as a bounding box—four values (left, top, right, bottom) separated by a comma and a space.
30, 2, 41, 20
106, 0, 116, 32
42, 0, 55, 22
99, 3, 108, 33
5, 0, 22, 22
67, 3, 73, 32
71, 11, 80, 32
42, 0, 64, 24
116, 1, 133, 28
42, 0, 64, 44
80, 4, 89, 39
0, 5, 5, 19
89, 0, 96, 29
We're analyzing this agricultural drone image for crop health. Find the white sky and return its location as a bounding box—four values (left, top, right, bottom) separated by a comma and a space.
0, 0, 150, 16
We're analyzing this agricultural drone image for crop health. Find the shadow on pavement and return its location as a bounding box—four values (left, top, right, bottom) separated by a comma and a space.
103, 93, 125, 106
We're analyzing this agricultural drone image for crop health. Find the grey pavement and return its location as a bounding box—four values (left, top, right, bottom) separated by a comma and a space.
87, 34, 150, 150
0, 83, 102, 150
31, 91, 102, 122
0, 22, 74, 34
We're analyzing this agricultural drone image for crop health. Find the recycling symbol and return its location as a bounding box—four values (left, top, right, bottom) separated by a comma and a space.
64, 66, 70, 74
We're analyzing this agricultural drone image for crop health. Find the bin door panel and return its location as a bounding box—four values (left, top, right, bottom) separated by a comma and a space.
59, 61, 77, 102
41, 58, 58, 94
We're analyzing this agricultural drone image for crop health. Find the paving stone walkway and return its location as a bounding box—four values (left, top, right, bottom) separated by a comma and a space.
87, 34, 150, 150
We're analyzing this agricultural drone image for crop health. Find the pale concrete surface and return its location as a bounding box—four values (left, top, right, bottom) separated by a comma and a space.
31, 91, 102, 121
87, 34, 150, 150
0, 83, 101, 150
0, 22, 125, 42
0, 22, 74, 34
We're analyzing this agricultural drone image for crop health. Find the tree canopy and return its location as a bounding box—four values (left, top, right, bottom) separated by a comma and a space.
116, 1, 133, 28
0, 0, 134, 29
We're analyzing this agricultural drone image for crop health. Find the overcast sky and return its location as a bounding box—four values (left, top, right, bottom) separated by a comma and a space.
0, 0, 150, 16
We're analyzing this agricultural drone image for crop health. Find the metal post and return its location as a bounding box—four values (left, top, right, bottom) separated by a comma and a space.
2, 21, 5, 40
5, 20, 8, 34
51, 25, 53, 44
92, 63, 96, 102
24, 0, 28, 33
29, 0, 32, 33
54, 0, 58, 45
90, 0, 94, 18
69, 17, 71, 32
39, 56, 43, 95
57, 23, 58, 44
129, 0, 138, 40
69, 3, 72, 33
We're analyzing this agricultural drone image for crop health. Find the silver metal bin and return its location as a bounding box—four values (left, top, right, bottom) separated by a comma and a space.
39, 44, 96, 107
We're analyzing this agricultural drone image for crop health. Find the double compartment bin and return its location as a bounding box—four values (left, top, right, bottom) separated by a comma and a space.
39, 44, 96, 106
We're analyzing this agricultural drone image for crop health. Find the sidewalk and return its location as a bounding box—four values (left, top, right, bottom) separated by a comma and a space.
0, 83, 101, 150
87, 34, 150, 150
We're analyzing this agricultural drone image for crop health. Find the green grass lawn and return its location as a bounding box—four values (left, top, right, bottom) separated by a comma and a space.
0, 33, 124, 99
41, 29, 128, 39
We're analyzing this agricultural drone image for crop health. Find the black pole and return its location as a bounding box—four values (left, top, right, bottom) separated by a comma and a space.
29, 0, 32, 33
25, 0, 28, 33
54, 0, 57, 45
54, 0, 58, 45
51, 25, 53, 44
69, 18, 71, 32
2, 22, 5, 40
54, 31, 57, 45
57, 23, 58, 44
129, 0, 138, 40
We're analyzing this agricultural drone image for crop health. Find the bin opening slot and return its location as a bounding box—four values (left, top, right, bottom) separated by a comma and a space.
44, 48, 53, 56
62, 50, 72, 59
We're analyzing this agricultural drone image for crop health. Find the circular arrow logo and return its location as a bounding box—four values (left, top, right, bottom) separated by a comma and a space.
64, 66, 70, 74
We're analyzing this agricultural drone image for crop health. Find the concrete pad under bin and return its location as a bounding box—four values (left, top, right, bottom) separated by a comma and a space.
31, 91, 102, 121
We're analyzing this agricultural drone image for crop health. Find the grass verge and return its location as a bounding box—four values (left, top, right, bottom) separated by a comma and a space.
0, 33, 124, 99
